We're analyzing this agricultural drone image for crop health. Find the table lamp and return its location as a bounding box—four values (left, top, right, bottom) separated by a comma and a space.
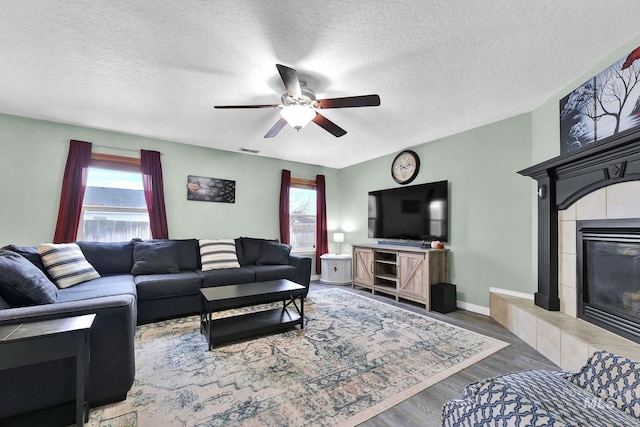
333, 232, 345, 255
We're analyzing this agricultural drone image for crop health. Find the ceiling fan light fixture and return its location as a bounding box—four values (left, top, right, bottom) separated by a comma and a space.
280, 105, 316, 130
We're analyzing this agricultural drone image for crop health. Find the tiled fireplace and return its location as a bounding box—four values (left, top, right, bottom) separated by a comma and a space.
492, 131, 640, 369
559, 182, 640, 329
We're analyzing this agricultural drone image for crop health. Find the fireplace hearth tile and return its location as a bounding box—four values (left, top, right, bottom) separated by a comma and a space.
560, 253, 576, 289
588, 343, 640, 362
606, 181, 640, 219
489, 293, 510, 332
558, 204, 576, 221
569, 328, 637, 347
536, 318, 561, 366
561, 331, 590, 371
560, 220, 576, 255
559, 285, 577, 318
490, 292, 640, 370
518, 309, 537, 348
576, 190, 606, 220
540, 316, 594, 331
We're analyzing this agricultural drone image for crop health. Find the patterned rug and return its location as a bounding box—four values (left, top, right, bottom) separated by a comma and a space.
87, 288, 508, 426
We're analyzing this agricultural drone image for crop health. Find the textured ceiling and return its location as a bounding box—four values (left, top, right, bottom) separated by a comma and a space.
1, 1, 640, 168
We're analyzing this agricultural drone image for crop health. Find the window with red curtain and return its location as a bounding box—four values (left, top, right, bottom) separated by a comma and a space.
80, 153, 151, 242
53, 140, 93, 243
288, 176, 317, 252
140, 149, 169, 239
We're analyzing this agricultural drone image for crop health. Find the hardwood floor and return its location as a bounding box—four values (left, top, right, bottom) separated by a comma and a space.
308, 281, 559, 427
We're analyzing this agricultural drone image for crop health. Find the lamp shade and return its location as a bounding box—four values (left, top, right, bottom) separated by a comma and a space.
333, 232, 345, 243
280, 105, 316, 130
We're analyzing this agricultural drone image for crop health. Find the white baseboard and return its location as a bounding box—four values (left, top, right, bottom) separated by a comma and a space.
489, 287, 535, 301
456, 301, 490, 316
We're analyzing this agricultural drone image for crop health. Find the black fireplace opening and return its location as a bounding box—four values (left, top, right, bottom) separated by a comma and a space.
577, 219, 640, 344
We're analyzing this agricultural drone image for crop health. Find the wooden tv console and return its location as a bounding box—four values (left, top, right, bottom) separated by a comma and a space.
351, 243, 449, 310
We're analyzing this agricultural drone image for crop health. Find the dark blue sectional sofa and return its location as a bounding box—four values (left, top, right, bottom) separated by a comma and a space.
0, 237, 311, 425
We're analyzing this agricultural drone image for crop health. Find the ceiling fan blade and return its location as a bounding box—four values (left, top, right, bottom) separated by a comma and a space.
316, 94, 381, 109
264, 117, 288, 138
312, 113, 347, 137
214, 104, 280, 109
276, 64, 302, 99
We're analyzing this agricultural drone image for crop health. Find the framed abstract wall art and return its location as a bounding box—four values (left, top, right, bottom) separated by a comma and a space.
560, 46, 640, 155
187, 175, 235, 203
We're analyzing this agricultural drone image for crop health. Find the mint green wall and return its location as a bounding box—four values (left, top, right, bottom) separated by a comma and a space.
339, 114, 534, 308
0, 113, 340, 268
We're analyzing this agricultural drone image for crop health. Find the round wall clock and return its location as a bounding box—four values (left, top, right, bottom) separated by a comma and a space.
391, 150, 420, 184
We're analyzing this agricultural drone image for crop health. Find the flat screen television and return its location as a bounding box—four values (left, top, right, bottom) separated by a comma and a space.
368, 180, 449, 242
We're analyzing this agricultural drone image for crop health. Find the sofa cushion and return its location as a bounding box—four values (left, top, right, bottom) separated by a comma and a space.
135, 271, 202, 299
148, 239, 200, 271
256, 241, 291, 265
197, 267, 256, 288
246, 264, 298, 283
0, 295, 10, 309
239, 237, 279, 265
234, 238, 244, 265
131, 240, 180, 275
0, 249, 58, 306
77, 240, 135, 275
566, 350, 640, 418
199, 239, 240, 270
4, 244, 53, 279
55, 274, 137, 303
38, 243, 101, 289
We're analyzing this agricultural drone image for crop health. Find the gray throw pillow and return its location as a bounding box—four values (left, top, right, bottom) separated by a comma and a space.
5, 244, 52, 279
256, 241, 291, 265
131, 241, 180, 275
240, 237, 280, 265
77, 240, 135, 275
146, 239, 200, 270
0, 249, 57, 306
0, 295, 11, 309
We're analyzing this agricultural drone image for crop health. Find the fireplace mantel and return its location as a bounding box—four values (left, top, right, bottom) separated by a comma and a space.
518, 128, 640, 310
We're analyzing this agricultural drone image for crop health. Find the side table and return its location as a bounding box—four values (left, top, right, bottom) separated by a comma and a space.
0, 313, 96, 426
320, 253, 352, 284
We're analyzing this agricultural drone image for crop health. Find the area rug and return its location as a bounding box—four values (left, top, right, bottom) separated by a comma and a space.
87, 288, 508, 427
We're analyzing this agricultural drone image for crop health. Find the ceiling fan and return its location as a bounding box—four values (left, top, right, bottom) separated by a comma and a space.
214, 64, 380, 138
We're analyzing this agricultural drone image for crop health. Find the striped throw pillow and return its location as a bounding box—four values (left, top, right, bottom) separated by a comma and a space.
38, 243, 100, 288
199, 239, 240, 271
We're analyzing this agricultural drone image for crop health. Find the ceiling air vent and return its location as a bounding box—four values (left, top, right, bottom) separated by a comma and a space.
239, 148, 260, 154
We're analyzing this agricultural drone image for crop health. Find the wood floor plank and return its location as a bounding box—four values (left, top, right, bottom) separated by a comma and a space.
309, 282, 558, 426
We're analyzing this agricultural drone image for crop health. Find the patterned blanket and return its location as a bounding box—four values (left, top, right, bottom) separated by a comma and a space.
442, 351, 640, 426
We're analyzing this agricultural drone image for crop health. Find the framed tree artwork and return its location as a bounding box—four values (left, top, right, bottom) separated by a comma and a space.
560, 45, 640, 155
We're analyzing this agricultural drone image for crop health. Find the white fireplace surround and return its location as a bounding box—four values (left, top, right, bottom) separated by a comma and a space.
558, 180, 640, 318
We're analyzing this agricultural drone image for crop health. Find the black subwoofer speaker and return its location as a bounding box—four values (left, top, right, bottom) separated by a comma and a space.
431, 283, 457, 313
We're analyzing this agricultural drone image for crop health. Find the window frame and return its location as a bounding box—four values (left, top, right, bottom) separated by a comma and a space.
289, 177, 317, 253
77, 153, 151, 242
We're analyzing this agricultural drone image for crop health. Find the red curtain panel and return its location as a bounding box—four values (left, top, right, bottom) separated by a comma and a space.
140, 150, 169, 239
315, 174, 328, 274
279, 169, 291, 244
53, 140, 92, 243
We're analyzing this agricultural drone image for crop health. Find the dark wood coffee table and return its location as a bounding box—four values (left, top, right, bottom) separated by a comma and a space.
200, 279, 305, 349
